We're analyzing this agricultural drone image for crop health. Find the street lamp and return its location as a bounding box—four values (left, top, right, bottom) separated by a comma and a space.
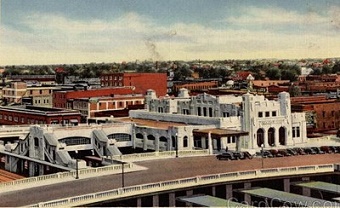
261, 144, 264, 168
121, 161, 125, 188
75, 150, 79, 179
175, 133, 178, 158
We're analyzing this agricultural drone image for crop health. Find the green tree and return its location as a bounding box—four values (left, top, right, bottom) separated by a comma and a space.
266, 68, 281, 80
289, 85, 302, 97
322, 65, 332, 74
281, 69, 297, 81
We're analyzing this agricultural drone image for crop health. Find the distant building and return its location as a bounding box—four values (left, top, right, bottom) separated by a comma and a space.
7, 75, 56, 85
291, 96, 340, 136
0, 105, 81, 125
100, 73, 167, 96
2, 81, 57, 107
53, 87, 135, 109
171, 81, 219, 95
71, 93, 145, 118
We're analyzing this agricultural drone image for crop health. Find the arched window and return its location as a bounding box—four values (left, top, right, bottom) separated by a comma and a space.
257, 129, 264, 147
279, 127, 286, 145
268, 128, 275, 146
136, 133, 143, 139
183, 136, 188, 147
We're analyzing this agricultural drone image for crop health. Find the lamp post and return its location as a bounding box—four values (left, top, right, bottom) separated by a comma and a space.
75, 150, 79, 179
75, 159, 79, 179
261, 144, 264, 168
175, 133, 178, 158
121, 161, 125, 188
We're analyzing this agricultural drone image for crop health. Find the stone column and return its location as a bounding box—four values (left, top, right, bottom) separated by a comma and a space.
212, 186, 216, 196
169, 192, 176, 207
186, 190, 194, 207
284, 178, 290, 192
208, 132, 213, 155
236, 136, 241, 151
143, 132, 148, 151
155, 137, 160, 152
263, 129, 268, 147
301, 177, 311, 197
244, 182, 251, 205
226, 184, 233, 200
152, 195, 159, 207
136, 197, 142, 207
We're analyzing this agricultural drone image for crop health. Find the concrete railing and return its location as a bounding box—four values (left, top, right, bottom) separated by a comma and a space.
111, 149, 209, 161
0, 163, 132, 189
29, 164, 335, 207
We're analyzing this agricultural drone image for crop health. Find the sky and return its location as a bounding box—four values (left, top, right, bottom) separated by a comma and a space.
1, 0, 340, 65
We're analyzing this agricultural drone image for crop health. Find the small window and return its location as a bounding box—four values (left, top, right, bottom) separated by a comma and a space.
272, 111, 277, 117
258, 112, 263, 117
265, 112, 270, 117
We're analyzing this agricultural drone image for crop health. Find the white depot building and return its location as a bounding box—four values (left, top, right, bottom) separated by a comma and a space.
129, 88, 307, 152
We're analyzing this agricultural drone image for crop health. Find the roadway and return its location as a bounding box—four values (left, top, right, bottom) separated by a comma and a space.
1, 154, 340, 206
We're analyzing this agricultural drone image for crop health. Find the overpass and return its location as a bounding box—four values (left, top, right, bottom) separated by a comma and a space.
1, 154, 340, 207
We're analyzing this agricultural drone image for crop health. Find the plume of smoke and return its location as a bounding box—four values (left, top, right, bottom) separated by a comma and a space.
145, 39, 162, 61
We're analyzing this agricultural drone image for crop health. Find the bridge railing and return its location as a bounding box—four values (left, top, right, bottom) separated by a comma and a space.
110, 149, 209, 161
0, 163, 132, 190
29, 163, 335, 207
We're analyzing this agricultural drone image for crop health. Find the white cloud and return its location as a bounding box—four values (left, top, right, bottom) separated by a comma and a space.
225, 6, 329, 26
1, 7, 340, 65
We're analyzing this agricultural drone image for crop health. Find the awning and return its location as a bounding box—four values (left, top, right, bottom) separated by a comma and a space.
242, 187, 339, 207
193, 128, 248, 139
177, 195, 252, 207
295, 181, 340, 195
70, 119, 78, 123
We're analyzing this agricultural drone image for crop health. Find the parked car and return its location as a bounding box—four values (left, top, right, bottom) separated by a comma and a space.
304, 147, 317, 155
269, 149, 283, 157
311, 147, 325, 154
329, 146, 340, 153
320, 146, 332, 153
260, 150, 274, 158
216, 152, 236, 160
278, 149, 292, 157
293, 147, 306, 155
243, 151, 253, 159
286, 148, 298, 156
232, 151, 245, 160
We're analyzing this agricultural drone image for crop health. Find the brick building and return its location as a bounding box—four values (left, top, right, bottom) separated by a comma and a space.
291, 96, 340, 136
53, 87, 135, 109
100, 73, 167, 96
0, 105, 81, 125
71, 93, 145, 118
2, 81, 57, 107
172, 81, 219, 95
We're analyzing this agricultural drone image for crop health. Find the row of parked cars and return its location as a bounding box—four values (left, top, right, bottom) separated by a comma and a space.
216, 151, 253, 160
259, 146, 340, 158
216, 146, 340, 161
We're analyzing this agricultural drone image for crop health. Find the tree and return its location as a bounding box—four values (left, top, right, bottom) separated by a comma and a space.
289, 85, 302, 97
281, 69, 297, 82
322, 65, 332, 74
266, 68, 281, 80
